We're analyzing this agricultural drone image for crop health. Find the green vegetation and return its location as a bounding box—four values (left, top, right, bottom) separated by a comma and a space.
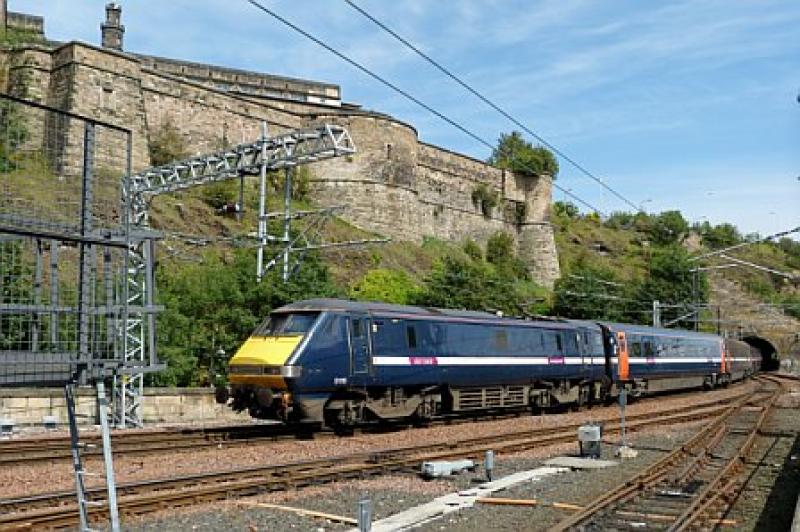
148, 118, 188, 167
488, 131, 559, 178
349, 268, 422, 305
414, 234, 549, 316
471, 182, 498, 217
0, 26, 43, 46
553, 264, 631, 322
0, 99, 28, 171
695, 221, 741, 249
153, 247, 341, 386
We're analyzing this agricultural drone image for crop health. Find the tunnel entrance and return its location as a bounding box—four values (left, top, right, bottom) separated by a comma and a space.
741, 336, 779, 371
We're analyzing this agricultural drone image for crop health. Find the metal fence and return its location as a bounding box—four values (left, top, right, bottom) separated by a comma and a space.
0, 94, 144, 387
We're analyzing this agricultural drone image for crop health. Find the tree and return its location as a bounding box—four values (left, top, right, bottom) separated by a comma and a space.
636, 246, 707, 326
553, 265, 633, 322
350, 269, 422, 304
552, 201, 579, 220
485, 231, 528, 279
149, 118, 187, 166
696, 222, 741, 249
151, 247, 341, 386
488, 131, 559, 178
649, 210, 689, 245
414, 256, 507, 312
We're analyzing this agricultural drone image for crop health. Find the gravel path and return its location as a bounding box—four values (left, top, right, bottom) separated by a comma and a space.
0, 383, 753, 501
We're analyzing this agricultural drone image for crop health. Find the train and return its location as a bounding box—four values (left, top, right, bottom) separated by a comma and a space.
218, 299, 762, 430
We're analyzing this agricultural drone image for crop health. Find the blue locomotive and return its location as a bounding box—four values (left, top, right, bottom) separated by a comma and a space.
220, 299, 761, 429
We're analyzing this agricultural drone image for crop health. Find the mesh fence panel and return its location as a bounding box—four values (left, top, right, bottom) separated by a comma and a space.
0, 95, 131, 385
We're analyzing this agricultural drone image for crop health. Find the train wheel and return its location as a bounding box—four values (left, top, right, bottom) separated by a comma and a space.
324, 402, 358, 436
411, 398, 434, 427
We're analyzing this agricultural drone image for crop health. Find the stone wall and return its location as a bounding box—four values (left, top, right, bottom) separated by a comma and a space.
6, 11, 44, 36
0, 388, 249, 427
0, 39, 561, 287
136, 53, 341, 106
309, 114, 561, 286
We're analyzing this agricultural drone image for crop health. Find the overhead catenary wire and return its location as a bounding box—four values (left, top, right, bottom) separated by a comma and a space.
342, 0, 642, 212
689, 226, 800, 262
243, 0, 604, 215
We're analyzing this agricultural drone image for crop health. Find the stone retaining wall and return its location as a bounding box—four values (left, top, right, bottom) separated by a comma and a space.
0, 387, 249, 427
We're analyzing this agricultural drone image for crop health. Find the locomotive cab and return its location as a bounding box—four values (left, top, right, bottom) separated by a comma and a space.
224, 311, 319, 420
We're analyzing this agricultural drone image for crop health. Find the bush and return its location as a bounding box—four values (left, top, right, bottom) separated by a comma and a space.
463, 239, 483, 261
649, 210, 689, 245
552, 201, 579, 220
414, 256, 507, 312
486, 232, 515, 265
270, 166, 312, 201
149, 118, 187, 166
488, 131, 559, 178
471, 183, 498, 217
413, 247, 546, 317
349, 269, 422, 304
150, 247, 341, 386
604, 211, 635, 230
200, 181, 238, 210
636, 246, 707, 325
553, 265, 633, 322
486, 231, 528, 279
697, 222, 741, 249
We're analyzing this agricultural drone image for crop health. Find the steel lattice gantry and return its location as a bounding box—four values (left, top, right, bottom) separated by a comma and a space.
116, 123, 355, 427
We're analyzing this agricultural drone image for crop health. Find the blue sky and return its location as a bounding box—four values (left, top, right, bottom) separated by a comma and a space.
13, 0, 800, 237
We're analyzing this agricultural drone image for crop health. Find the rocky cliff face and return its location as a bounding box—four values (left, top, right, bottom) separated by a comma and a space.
709, 273, 799, 362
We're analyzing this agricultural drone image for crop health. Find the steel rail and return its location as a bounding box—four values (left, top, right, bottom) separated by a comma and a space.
669, 388, 780, 531
549, 378, 780, 531
0, 397, 743, 528
0, 387, 752, 465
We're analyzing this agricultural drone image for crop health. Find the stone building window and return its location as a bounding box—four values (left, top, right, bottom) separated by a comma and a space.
386, 143, 392, 159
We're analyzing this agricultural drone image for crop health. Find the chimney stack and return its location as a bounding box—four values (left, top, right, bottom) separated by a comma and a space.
101, 3, 124, 51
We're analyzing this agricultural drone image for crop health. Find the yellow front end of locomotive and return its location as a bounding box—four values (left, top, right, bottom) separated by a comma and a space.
228, 335, 303, 389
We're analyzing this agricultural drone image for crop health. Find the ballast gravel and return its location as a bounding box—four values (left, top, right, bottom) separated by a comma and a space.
126, 424, 701, 532
0, 383, 753, 501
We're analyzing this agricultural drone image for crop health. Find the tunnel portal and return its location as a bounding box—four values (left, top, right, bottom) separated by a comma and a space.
741, 336, 780, 372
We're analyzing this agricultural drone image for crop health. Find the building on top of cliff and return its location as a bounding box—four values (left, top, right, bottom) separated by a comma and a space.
1, 0, 44, 38
101, 3, 342, 107
0, 1, 561, 288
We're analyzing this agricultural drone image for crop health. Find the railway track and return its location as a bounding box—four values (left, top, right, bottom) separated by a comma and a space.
550, 377, 784, 531
0, 389, 755, 530
0, 386, 752, 465
0, 422, 307, 466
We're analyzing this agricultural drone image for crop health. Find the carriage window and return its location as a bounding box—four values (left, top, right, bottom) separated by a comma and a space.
352, 319, 363, 338
406, 325, 417, 349
564, 332, 578, 355
254, 312, 319, 336
631, 341, 642, 357
555, 333, 563, 353
320, 315, 342, 339
643, 339, 655, 357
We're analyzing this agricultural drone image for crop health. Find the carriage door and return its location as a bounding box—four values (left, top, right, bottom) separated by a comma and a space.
578, 330, 590, 377
349, 314, 371, 375
616, 331, 630, 381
